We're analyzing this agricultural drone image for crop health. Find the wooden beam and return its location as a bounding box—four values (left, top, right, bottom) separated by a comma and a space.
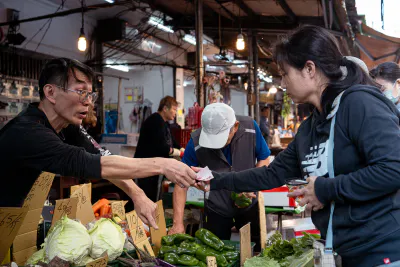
276, 0, 297, 24
236, 0, 258, 18
175, 16, 325, 31
214, 0, 236, 21
0, 1, 131, 27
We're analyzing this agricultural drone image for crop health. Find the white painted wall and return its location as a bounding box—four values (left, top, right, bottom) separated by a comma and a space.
231, 90, 249, 116
103, 67, 174, 133
0, 0, 95, 60
184, 85, 248, 119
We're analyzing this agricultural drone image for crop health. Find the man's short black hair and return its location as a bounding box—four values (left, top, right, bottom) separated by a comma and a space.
261, 105, 270, 112
38, 58, 94, 100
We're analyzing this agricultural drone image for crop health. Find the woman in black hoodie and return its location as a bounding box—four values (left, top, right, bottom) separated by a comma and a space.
199, 25, 400, 266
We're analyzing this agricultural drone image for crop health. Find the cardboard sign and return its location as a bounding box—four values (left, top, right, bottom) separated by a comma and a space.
12, 246, 37, 266
0, 207, 28, 263
239, 223, 251, 267
258, 192, 267, 250
86, 252, 108, 267
135, 238, 155, 259
71, 183, 92, 202
206, 256, 217, 267
126, 211, 147, 243
111, 201, 126, 220
23, 172, 55, 209
150, 200, 167, 255
51, 198, 78, 226
70, 184, 95, 225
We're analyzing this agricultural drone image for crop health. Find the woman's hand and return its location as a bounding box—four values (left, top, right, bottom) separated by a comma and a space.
287, 176, 324, 211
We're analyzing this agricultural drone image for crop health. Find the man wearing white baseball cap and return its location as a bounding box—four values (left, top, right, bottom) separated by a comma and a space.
169, 103, 270, 251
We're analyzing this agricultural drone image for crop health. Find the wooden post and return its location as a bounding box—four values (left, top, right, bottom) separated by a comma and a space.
240, 223, 251, 266
258, 192, 267, 250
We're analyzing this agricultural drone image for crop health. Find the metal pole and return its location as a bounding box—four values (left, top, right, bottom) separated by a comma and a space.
195, 0, 205, 107
247, 29, 254, 118
116, 78, 122, 133
253, 31, 260, 124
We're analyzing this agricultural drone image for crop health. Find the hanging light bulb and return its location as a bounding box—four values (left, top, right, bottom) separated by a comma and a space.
236, 33, 245, 51
269, 86, 278, 94
78, 28, 87, 52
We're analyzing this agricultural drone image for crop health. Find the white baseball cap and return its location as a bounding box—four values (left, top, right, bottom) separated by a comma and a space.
199, 103, 236, 149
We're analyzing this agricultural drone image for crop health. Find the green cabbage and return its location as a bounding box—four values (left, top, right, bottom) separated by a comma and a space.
26, 248, 45, 265
88, 218, 125, 261
44, 216, 92, 265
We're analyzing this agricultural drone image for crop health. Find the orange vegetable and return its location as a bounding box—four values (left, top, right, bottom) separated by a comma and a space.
92, 198, 109, 213
125, 229, 131, 236
107, 205, 111, 214
100, 204, 108, 217
95, 213, 99, 217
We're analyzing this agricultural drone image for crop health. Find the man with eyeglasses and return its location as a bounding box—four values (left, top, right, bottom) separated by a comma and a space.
0, 58, 196, 228
169, 103, 270, 251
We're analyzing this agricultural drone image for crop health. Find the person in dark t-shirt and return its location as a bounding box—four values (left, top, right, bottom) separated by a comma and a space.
135, 96, 182, 201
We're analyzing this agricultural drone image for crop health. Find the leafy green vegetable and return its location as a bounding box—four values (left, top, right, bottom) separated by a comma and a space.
89, 218, 126, 261
26, 248, 45, 265
44, 216, 92, 265
280, 249, 314, 267
262, 232, 316, 263
244, 256, 280, 267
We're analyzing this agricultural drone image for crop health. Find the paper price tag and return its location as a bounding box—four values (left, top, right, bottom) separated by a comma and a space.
23, 172, 55, 209
86, 252, 108, 267
206, 256, 217, 267
196, 167, 214, 181
70, 184, 94, 225
71, 183, 92, 202
52, 198, 78, 225
150, 200, 167, 255
126, 211, 147, 243
0, 207, 28, 263
111, 201, 126, 220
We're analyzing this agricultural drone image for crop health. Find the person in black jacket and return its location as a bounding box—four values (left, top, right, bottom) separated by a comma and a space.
0, 58, 196, 228
135, 96, 182, 201
196, 25, 400, 266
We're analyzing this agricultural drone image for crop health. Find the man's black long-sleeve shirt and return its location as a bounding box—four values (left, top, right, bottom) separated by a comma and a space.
0, 103, 103, 207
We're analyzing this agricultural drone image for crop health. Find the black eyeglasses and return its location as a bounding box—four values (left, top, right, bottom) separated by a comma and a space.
54, 85, 98, 103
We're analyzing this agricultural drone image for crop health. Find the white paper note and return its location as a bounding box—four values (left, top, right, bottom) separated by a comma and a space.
196, 166, 214, 181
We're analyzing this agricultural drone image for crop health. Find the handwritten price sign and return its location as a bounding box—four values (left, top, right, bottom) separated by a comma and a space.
150, 200, 167, 254
70, 184, 94, 225
111, 201, 126, 220
126, 211, 147, 243
0, 208, 28, 263
86, 252, 108, 267
52, 198, 78, 225
23, 172, 55, 209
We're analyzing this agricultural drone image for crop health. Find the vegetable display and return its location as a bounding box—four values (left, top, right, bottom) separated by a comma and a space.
195, 228, 225, 251
26, 216, 127, 266
244, 232, 317, 267
44, 216, 92, 265
159, 229, 239, 267
88, 218, 126, 261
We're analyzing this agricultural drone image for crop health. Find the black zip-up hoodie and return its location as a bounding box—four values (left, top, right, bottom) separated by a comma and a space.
211, 85, 400, 266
